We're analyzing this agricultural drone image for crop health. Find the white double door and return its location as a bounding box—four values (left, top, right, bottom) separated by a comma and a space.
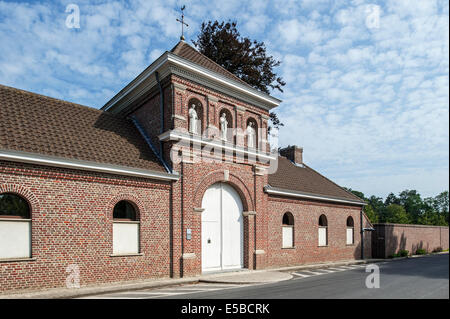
201, 183, 244, 272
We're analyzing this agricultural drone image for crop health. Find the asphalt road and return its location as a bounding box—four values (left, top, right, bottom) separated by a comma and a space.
160, 254, 449, 299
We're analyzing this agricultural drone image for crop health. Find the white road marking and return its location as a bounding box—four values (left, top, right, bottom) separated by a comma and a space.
291, 263, 374, 280
293, 272, 312, 278
327, 267, 347, 271
301, 270, 324, 276
79, 283, 250, 299
318, 269, 336, 273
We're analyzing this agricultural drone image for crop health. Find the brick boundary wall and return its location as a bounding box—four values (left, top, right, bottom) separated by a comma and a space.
372, 223, 449, 258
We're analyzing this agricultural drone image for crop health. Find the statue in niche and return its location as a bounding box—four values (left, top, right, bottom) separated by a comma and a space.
189, 104, 198, 134
220, 113, 228, 140
246, 121, 256, 148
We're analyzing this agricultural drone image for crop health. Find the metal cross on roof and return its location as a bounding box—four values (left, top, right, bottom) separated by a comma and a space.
176, 5, 189, 41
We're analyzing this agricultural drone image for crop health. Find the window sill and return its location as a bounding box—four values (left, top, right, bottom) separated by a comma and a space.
346, 244, 355, 246
110, 253, 143, 257
282, 246, 295, 249
0, 257, 36, 263
0, 218, 31, 222
318, 245, 328, 248
112, 220, 140, 224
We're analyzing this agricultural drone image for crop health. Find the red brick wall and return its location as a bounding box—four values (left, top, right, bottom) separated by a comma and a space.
0, 72, 376, 294
0, 160, 172, 293
266, 195, 366, 267
372, 223, 449, 258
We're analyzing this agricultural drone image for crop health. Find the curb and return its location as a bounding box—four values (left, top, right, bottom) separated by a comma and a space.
387, 251, 448, 261
0, 277, 201, 299
1, 253, 446, 299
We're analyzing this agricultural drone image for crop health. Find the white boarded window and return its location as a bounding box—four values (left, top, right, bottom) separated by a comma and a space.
112, 200, 140, 255
346, 216, 354, 245
0, 193, 31, 259
282, 212, 294, 248
318, 214, 328, 246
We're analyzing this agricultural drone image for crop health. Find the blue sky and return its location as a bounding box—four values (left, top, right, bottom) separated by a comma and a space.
0, 0, 448, 199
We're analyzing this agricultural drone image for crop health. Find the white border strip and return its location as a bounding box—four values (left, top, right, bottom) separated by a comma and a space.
167, 54, 281, 107
265, 186, 366, 206
102, 51, 281, 112
159, 130, 277, 161
0, 150, 179, 181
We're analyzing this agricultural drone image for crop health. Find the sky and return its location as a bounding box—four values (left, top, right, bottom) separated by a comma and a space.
0, 0, 448, 199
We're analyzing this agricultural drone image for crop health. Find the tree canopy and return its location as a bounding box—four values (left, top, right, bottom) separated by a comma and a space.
193, 20, 285, 130
345, 188, 449, 226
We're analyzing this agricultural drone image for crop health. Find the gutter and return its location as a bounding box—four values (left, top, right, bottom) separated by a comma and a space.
155, 71, 166, 167
0, 149, 179, 181
131, 116, 172, 173
264, 186, 367, 206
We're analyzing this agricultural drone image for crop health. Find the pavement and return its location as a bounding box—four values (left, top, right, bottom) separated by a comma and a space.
0, 254, 445, 299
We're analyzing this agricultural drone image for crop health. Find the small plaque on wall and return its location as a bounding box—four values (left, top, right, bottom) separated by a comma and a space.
186, 228, 192, 240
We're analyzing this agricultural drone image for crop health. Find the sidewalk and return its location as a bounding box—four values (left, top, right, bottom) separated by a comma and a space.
0, 258, 385, 299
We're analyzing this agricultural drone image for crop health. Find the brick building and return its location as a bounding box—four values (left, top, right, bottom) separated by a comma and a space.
0, 41, 371, 293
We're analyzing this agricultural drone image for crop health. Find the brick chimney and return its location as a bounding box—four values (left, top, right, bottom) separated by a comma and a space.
280, 145, 303, 165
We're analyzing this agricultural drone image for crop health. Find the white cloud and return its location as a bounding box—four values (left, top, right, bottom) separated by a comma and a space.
0, 0, 447, 199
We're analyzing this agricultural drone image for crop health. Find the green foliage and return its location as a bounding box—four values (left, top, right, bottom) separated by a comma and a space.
342, 188, 449, 226
385, 204, 410, 224
415, 248, 427, 255
193, 20, 285, 130
364, 205, 379, 224
398, 249, 409, 257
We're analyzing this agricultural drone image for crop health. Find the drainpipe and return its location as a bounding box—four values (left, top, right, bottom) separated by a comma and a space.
361, 208, 364, 260
155, 71, 165, 161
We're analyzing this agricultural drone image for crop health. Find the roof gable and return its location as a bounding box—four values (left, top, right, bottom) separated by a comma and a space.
170, 41, 253, 88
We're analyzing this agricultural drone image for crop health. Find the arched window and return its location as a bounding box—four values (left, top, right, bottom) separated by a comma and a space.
0, 193, 30, 219
113, 200, 137, 220
112, 200, 140, 255
0, 193, 31, 259
346, 216, 354, 245
246, 117, 258, 149
188, 98, 203, 135
282, 212, 294, 248
318, 214, 328, 246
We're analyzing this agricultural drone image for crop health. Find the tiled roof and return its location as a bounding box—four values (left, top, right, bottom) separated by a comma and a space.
0, 84, 165, 173
268, 156, 365, 203
170, 41, 253, 88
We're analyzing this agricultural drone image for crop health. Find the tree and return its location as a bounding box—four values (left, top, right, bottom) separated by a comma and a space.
193, 20, 286, 130
364, 204, 379, 224
384, 192, 400, 206
367, 195, 384, 221
434, 191, 449, 224
384, 204, 410, 224
398, 190, 424, 224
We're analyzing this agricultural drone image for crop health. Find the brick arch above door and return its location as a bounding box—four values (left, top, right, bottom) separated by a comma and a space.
193, 170, 254, 212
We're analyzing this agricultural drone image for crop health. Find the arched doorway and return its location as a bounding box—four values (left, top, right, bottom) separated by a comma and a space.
201, 183, 244, 272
